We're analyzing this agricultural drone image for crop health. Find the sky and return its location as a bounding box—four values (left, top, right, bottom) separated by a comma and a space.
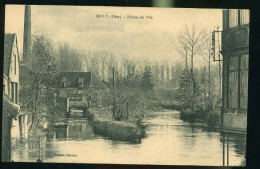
5, 5, 222, 65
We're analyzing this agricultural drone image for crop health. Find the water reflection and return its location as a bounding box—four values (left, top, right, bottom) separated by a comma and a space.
12, 111, 246, 166
53, 120, 95, 140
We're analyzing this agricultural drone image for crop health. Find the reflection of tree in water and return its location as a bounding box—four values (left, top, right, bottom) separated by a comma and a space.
230, 133, 246, 156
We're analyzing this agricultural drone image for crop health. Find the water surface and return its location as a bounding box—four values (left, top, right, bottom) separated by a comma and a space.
12, 110, 246, 166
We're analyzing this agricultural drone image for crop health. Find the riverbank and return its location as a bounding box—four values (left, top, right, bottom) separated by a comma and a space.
90, 120, 145, 143
154, 101, 220, 128
179, 109, 220, 127
89, 108, 146, 143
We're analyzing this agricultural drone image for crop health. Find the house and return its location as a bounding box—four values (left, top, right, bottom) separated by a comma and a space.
221, 9, 249, 132
2, 94, 19, 162
57, 72, 106, 118
2, 33, 28, 161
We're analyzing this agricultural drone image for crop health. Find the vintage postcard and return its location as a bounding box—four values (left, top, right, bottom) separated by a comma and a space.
2, 5, 248, 166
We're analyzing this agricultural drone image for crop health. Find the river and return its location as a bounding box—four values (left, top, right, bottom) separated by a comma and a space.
12, 110, 246, 166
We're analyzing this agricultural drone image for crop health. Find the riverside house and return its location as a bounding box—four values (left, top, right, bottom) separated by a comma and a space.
2, 33, 28, 162
57, 72, 106, 118
221, 9, 249, 132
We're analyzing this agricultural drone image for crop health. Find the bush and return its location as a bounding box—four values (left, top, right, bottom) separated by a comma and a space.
180, 110, 196, 123
206, 110, 220, 126
180, 109, 220, 126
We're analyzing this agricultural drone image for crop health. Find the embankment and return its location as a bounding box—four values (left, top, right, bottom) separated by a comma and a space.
90, 120, 145, 143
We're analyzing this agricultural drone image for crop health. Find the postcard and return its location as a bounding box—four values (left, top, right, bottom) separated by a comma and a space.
2, 5, 248, 166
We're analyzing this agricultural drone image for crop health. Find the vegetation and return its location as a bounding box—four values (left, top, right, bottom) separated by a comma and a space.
20, 34, 66, 138
20, 23, 223, 136
175, 23, 222, 126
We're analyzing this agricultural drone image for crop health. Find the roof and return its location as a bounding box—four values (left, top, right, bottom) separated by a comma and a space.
4, 33, 16, 76
2, 93, 19, 118
58, 72, 106, 89
59, 72, 92, 88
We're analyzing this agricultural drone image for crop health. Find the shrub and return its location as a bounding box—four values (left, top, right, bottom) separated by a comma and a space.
206, 111, 220, 126
180, 109, 220, 126
180, 109, 196, 123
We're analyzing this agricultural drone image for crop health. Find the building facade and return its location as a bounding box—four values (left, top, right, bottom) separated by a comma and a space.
221, 9, 249, 131
2, 33, 28, 161
57, 72, 106, 118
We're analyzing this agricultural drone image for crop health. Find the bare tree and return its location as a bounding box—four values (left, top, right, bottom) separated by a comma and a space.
176, 23, 208, 110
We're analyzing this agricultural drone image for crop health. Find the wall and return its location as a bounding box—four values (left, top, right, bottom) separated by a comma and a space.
223, 113, 247, 130
9, 36, 19, 83
11, 118, 20, 139
3, 76, 9, 95
1, 113, 13, 162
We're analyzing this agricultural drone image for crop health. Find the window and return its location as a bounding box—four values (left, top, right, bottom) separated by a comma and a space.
240, 54, 249, 109
229, 9, 238, 28
77, 94, 82, 101
61, 77, 66, 87
229, 56, 239, 109
14, 54, 16, 74
69, 94, 82, 101
15, 83, 18, 104
229, 9, 250, 28
11, 82, 15, 103
240, 9, 250, 25
228, 54, 249, 110
78, 78, 84, 88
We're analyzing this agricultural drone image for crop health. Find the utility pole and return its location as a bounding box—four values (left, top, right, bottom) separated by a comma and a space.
112, 67, 115, 119
208, 49, 212, 110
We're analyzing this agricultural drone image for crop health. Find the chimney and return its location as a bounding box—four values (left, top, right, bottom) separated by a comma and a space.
23, 5, 31, 61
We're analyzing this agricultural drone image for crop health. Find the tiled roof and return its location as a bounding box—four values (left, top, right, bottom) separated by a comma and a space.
4, 33, 16, 76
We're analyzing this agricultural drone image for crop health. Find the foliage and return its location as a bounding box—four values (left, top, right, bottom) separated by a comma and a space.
180, 109, 220, 126
177, 70, 202, 111
102, 67, 156, 121
141, 66, 154, 92
58, 43, 83, 72
20, 34, 64, 135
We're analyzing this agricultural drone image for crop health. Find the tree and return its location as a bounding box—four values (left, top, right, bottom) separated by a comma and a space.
20, 34, 61, 136
177, 70, 201, 111
176, 23, 208, 110
58, 43, 82, 72
141, 66, 154, 92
